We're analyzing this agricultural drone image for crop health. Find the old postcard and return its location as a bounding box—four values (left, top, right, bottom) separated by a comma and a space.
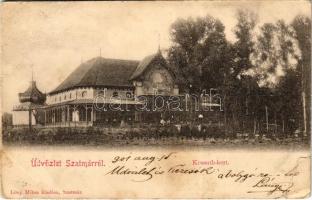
0, 1, 311, 198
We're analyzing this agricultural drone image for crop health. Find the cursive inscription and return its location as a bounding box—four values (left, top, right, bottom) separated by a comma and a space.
103, 152, 306, 197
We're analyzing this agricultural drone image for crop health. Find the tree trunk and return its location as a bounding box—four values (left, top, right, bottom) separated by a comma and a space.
265, 105, 269, 133
274, 112, 277, 134
302, 91, 307, 136
253, 118, 256, 135
282, 116, 285, 134
301, 62, 307, 137
224, 94, 227, 135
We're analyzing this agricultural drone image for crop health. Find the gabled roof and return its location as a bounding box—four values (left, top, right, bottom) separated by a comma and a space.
130, 50, 166, 80
50, 52, 186, 95
131, 51, 187, 86
50, 57, 140, 94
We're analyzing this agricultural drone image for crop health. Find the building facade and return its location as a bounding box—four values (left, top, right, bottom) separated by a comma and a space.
44, 51, 183, 127
13, 50, 222, 128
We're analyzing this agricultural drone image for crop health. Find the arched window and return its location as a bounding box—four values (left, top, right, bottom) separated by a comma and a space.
82, 91, 87, 98
112, 91, 118, 97
69, 93, 72, 99
126, 92, 133, 98
98, 90, 105, 96
64, 95, 67, 100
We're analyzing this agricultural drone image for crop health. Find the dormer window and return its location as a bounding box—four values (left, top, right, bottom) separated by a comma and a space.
98, 90, 105, 96
112, 91, 118, 97
82, 91, 87, 98
126, 92, 133, 98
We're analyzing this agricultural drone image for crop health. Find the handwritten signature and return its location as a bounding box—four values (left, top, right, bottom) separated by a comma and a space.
248, 177, 294, 195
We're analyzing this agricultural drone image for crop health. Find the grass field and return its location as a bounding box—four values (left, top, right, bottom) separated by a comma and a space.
2, 126, 309, 150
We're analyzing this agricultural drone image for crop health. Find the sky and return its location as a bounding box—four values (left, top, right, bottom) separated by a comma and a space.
0, 1, 310, 113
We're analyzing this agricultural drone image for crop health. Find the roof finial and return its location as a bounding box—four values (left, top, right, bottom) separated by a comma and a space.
31, 65, 34, 82
158, 33, 161, 53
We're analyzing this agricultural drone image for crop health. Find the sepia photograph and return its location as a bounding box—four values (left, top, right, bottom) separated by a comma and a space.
0, 1, 310, 198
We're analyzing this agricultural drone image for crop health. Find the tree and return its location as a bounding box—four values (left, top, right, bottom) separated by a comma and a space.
222, 9, 258, 134
250, 19, 304, 136
2, 112, 13, 130
275, 69, 302, 135
168, 15, 231, 93
291, 15, 311, 136
233, 9, 258, 76
251, 20, 301, 87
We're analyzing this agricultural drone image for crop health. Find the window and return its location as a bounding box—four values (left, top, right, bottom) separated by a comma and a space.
98, 90, 105, 96
59, 96, 61, 101
126, 92, 133, 98
112, 91, 118, 97
82, 91, 87, 98
64, 95, 67, 100
69, 93, 72, 99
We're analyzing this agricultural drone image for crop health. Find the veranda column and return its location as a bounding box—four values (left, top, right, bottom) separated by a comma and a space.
52, 108, 56, 125
57, 108, 60, 124
59, 108, 61, 123
54, 108, 56, 124
67, 105, 70, 127
44, 109, 47, 125
63, 106, 66, 125
29, 107, 32, 131
61, 107, 64, 126
55, 108, 58, 124
91, 105, 94, 126
63, 106, 66, 126
85, 105, 88, 126
56, 108, 58, 124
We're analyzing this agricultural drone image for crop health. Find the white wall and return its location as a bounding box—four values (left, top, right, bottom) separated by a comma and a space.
46, 87, 135, 105
12, 111, 36, 125
94, 88, 134, 99
46, 87, 94, 105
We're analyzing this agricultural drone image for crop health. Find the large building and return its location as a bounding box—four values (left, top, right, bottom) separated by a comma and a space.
13, 50, 222, 128
44, 50, 185, 127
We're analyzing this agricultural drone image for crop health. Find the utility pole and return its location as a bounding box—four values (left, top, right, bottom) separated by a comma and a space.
158, 33, 161, 52
301, 61, 307, 137
265, 105, 269, 133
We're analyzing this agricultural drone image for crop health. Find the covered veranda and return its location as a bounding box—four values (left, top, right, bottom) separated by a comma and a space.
43, 99, 142, 127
